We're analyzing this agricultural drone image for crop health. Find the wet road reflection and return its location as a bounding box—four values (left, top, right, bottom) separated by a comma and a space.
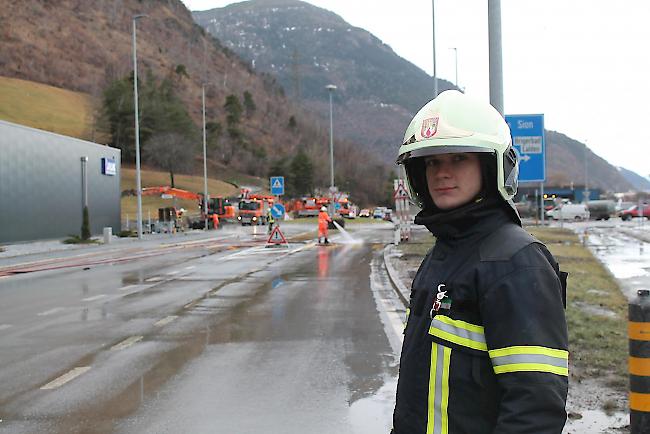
586, 227, 650, 299
0, 235, 399, 433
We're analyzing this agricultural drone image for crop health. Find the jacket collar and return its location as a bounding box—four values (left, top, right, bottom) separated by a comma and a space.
414, 197, 511, 243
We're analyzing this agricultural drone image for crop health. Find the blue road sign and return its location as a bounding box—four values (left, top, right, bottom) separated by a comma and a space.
505, 114, 546, 183
270, 176, 284, 195
271, 203, 285, 219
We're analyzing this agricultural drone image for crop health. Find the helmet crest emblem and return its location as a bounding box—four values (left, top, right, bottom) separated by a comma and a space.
420, 117, 439, 138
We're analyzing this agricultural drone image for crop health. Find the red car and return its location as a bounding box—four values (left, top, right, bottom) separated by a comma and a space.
620, 204, 650, 221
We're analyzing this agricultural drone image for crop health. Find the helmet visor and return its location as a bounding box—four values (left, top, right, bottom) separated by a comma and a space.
396, 145, 493, 165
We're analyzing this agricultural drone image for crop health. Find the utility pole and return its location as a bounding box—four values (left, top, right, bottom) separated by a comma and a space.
132, 14, 147, 240
432, 0, 438, 97
202, 84, 209, 230
488, 0, 504, 115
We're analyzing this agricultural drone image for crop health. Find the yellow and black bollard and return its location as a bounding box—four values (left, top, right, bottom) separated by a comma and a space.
629, 289, 650, 433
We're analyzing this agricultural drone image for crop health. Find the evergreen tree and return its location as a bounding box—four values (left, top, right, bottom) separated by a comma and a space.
243, 90, 256, 117
102, 71, 196, 161
289, 150, 314, 196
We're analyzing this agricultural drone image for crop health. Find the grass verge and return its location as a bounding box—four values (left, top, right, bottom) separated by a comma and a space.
527, 226, 628, 390
0, 76, 95, 139
63, 236, 100, 245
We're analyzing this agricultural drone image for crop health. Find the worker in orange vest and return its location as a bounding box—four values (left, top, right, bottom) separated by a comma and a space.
211, 212, 219, 230
318, 206, 332, 244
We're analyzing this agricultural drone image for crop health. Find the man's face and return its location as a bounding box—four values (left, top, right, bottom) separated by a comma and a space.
425, 153, 483, 210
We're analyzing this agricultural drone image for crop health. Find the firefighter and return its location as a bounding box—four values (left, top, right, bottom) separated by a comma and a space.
211, 212, 219, 230
318, 206, 332, 244
267, 207, 275, 234
392, 90, 568, 434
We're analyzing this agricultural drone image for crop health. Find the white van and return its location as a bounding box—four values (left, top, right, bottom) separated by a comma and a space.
546, 203, 590, 221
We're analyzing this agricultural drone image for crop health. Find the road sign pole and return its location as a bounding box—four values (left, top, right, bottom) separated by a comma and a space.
539, 182, 546, 226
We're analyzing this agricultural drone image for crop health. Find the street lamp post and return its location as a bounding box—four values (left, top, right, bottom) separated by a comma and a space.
202, 84, 209, 230
132, 14, 147, 240
325, 84, 337, 191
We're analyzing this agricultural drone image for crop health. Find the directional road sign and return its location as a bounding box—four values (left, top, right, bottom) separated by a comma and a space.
505, 114, 546, 183
270, 176, 284, 196
271, 203, 285, 219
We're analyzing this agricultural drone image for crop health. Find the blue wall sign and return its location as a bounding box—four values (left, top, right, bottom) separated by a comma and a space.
101, 157, 116, 176
505, 114, 546, 183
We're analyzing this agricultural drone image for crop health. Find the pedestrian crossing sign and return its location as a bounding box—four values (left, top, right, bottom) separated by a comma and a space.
266, 225, 289, 247
270, 176, 285, 195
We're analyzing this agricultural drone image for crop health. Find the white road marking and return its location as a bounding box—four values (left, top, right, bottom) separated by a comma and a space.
37, 307, 64, 316
118, 284, 138, 291
111, 335, 143, 351
82, 294, 106, 302
0, 324, 13, 331
145, 277, 162, 282
168, 271, 179, 275
40, 366, 91, 390
184, 266, 196, 270
154, 315, 178, 327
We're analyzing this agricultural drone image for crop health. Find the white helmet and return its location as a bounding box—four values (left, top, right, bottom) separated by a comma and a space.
396, 91, 519, 219
320, 206, 327, 212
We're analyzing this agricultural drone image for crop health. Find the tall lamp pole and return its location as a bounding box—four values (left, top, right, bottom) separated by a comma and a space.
202, 84, 209, 230
132, 14, 147, 240
432, 0, 438, 97
326, 84, 337, 191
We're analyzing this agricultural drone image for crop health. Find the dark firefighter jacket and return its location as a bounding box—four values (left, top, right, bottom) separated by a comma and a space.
393, 203, 568, 434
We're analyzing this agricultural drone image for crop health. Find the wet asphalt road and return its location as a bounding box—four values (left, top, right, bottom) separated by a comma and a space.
0, 223, 403, 434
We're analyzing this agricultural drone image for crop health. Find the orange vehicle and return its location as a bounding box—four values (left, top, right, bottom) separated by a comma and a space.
288, 197, 329, 217
141, 186, 236, 224
237, 195, 274, 225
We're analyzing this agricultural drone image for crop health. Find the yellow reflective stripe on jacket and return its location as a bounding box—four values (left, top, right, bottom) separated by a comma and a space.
489, 346, 569, 376
427, 343, 451, 434
428, 315, 487, 352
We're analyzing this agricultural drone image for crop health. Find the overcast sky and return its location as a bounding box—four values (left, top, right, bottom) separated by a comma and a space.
182, 0, 650, 178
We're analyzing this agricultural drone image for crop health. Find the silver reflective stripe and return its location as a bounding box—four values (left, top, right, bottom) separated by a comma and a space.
427, 343, 451, 434
491, 353, 568, 369
430, 317, 486, 350
433, 344, 444, 434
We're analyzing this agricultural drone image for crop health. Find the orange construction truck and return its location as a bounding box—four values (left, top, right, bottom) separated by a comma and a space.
237, 194, 274, 225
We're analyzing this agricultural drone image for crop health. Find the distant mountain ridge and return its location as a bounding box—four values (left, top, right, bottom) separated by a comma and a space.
618, 167, 650, 191
193, 0, 456, 163
193, 0, 640, 192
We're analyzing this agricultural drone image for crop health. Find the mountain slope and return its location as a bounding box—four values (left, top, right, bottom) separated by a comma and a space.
193, 0, 455, 162
0, 0, 396, 205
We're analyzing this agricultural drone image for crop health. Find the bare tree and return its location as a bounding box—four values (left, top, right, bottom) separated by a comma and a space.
144, 132, 195, 187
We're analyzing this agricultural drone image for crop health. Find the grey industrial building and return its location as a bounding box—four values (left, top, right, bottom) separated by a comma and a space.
0, 120, 121, 243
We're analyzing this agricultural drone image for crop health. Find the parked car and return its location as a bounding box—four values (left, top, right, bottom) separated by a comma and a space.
383, 208, 393, 221
586, 200, 616, 220
620, 204, 650, 221
373, 207, 385, 219
358, 208, 371, 218
546, 203, 590, 221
